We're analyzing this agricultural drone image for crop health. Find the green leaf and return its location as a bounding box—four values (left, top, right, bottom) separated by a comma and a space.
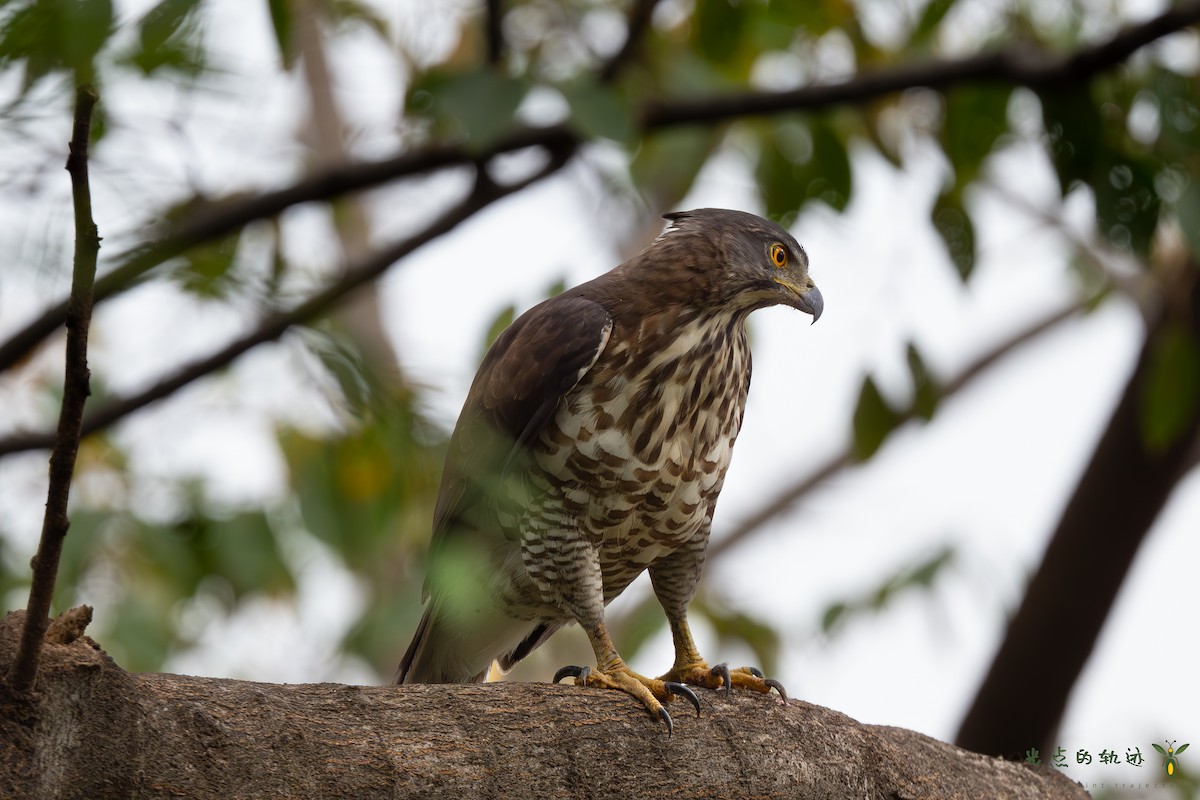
108, 594, 177, 671
409, 69, 529, 149
611, 595, 668, 664
1139, 324, 1200, 452
803, 121, 853, 211
900, 546, 955, 589
62, 0, 113, 77
563, 82, 635, 144
341, 583, 423, 665
766, 0, 850, 35
820, 601, 848, 634
693, 596, 781, 677
941, 86, 1011, 185
852, 375, 901, 460
1040, 88, 1103, 195
308, 330, 376, 418
820, 546, 956, 636
757, 118, 852, 221
1151, 68, 1200, 156
907, 343, 939, 421
0, 0, 115, 90
1093, 155, 1160, 257
267, 0, 294, 67
694, 0, 744, 63
931, 190, 976, 280
170, 231, 241, 298
138, 517, 208, 601
130, 0, 205, 76
1177, 179, 1200, 259
911, 0, 959, 49
52, 508, 111, 611
631, 126, 721, 210
482, 304, 515, 358
210, 512, 294, 597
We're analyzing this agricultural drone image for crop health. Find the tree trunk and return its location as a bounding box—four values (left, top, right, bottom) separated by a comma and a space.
956, 271, 1200, 758
0, 609, 1088, 800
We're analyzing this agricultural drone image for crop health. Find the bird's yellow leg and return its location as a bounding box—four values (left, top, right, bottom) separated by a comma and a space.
553, 618, 700, 735
657, 613, 788, 701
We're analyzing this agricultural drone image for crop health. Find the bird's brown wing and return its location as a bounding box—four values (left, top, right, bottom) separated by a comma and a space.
424, 293, 613, 596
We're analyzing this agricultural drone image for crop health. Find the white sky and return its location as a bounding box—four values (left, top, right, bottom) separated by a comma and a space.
0, 0, 1196, 794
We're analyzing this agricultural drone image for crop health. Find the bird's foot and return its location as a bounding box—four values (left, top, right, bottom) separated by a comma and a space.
552, 664, 700, 735
662, 662, 788, 703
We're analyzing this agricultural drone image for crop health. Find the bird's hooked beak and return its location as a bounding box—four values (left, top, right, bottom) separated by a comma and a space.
796, 285, 823, 324
774, 278, 824, 324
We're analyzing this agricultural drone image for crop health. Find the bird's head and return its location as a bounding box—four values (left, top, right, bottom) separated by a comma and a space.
658, 208, 823, 323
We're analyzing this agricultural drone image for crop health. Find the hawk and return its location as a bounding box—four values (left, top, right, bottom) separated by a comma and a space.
397, 208, 823, 732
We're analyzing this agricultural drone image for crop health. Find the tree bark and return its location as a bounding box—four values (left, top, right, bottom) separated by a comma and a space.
0, 610, 1088, 800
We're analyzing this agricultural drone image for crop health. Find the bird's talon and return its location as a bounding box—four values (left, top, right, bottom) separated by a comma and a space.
764, 678, 788, 702
553, 665, 589, 685
711, 662, 732, 694
747, 666, 764, 679
658, 705, 673, 737
665, 681, 701, 717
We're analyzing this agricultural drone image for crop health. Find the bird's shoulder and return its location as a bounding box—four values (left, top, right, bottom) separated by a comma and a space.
430, 289, 615, 539
469, 288, 616, 436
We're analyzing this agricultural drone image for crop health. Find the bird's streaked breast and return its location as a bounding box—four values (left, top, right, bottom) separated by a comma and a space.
525, 309, 752, 600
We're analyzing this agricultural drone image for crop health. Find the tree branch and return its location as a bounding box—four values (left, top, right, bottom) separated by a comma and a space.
1, 2, 1194, 375
707, 301, 1085, 562
640, 0, 1200, 128
0, 151, 574, 457
484, 0, 503, 67
956, 269, 1200, 758
598, 0, 662, 83
0, 126, 577, 377
6, 87, 101, 695
0, 609, 1090, 800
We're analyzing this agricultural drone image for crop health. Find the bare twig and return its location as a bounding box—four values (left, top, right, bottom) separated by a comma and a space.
484, 0, 503, 67
1, 2, 1194, 375
0, 151, 574, 457
599, 0, 662, 83
706, 301, 1085, 562
7, 87, 101, 694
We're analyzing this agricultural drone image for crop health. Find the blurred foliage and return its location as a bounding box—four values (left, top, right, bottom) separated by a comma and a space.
852, 341, 939, 460
2, 0, 1199, 689
819, 546, 956, 635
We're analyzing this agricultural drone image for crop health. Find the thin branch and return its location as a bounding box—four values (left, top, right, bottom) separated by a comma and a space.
0, 126, 576, 376
640, 0, 1200, 128
1, 2, 1196, 377
7, 87, 101, 694
706, 301, 1085, 562
0, 152, 575, 458
598, 0, 662, 83
484, 0, 503, 67
983, 178, 1161, 321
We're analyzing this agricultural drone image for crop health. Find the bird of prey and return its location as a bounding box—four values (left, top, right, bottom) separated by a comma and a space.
397, 208, 823, 732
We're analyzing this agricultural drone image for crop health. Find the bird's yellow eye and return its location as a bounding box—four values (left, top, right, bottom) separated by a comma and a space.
770, 244, 788, 268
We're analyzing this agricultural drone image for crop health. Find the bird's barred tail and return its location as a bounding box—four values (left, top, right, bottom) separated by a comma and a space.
395, 606, 489, 685
394, 606, 430, 684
